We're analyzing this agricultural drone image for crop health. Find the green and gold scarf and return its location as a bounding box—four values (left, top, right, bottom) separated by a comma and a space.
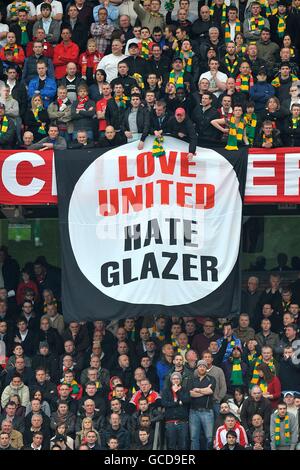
250, 15, 265, 31
141, 38, 152, 60
10, 1, 29, 18
33, 106, 46, 135
251, 356, 275, 385
224, 54, 239, 76
169, 69, 184, 89
244, 112, 257, 145
152, 135, 166, 158
0, 116, 9, 138
225, 116, 245, 150
272, 73, 299, 87
224, 20, 241, 43
230, 358, 244, 386
292, 117, 300, 128
180, 50, 193, 73
275, 415, 290, 447
115, 94, 129, 109
277, 15, 287, 38
19, 22, 29, 46
210, 2, 227, 24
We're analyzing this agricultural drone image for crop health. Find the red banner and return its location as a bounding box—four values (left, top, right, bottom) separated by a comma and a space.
0, 148, 299, 205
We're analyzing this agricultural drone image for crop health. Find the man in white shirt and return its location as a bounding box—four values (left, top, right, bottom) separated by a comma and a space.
199, 58, 228, 98
36, 0, 63, 21
97, 38, 127, 83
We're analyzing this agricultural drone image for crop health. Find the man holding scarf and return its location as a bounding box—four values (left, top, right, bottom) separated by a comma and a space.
244, 2, 270, 42
0, 31, 25, 65
270, 401, 298, 450
269, 0, 293, 46
9, 8, 33, 50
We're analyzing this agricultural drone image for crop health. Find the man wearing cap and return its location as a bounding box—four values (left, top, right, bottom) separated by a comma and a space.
187, 359, 216, 450
0, 102, 16, 150
166, 107, 197, 159
283, 391, 298, 417
124, 42, 148, 78
32, 4, 61, 45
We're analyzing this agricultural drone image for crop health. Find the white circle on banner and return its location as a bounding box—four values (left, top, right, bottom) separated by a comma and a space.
68, 137, 242, 305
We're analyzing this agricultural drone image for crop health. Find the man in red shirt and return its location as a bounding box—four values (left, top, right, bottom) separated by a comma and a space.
96, 82, 112, 138
53, 27, 79, 80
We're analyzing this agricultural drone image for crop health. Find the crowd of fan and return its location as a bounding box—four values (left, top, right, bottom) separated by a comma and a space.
2, 0, 300, 153
1, 245, 300, 450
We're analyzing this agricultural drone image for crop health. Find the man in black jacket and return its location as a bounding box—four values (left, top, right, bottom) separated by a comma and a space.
105, 82, 129, 131
122, 94, 150, 150
110, 62, 138, 97
62, 4, 88, 53
97, 125, 127, 148
5, 66, 28, 119
150, 100, 170, 135
166, 107, 197, 157
147, 44, 171, 85
9, 9, 33, 50
0, 103, 16, 150
193, 92, 220, 146
221, 430, 246, 450
240, 385, 272, 437
254, 120, 283, 148
124, 42, 148, 79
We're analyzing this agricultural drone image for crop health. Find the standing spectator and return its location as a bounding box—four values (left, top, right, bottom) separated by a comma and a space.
256, 363, 281, 409
48, 84, 73, 142
78, 39, 103, 85
166, 107, 197, 158
28, 60, 57, 109
90, 7, 114, 55
62, 4, 87, 53
240, 385, 273, 437
24, 94, 50, 142
71, 83, 95, 140
53, 27, 80, 80
243, 3, 270, 42
32, 3, 61, 45
188, 359, 216, 450
0, 31, 25, 65
97, 39, 127, 83
270, 401, 298, 450
122, 93, 150, 149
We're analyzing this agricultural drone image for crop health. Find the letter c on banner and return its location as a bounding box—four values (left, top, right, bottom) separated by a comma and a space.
1, 152, 45, 196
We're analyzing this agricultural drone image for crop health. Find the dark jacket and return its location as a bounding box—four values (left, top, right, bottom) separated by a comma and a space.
282, 116, 300, 147
97, 132, 127, 148
105, 97, 128, 131
34, 327, 64, 357
31, 353, 59, 382
33, 19, 61, 44
22, 55, 55, 85
149, 110, 171, 134
61, 20, 88, 53
240, 397, 272, 434
71, 98, 96, 132
102, 425, 130, 450
166, 115, 197, 153
147, 56, 172, 84
110, 74, 138, 97
68, 140, 95, 149
123, 56, 149, 80
4, 366, 35, 387
122, 106, 150, 142
278, 357, 300, 392
253, 128, 283, 148
249, 81, 275, 113
193, 105, 220, 145
5, 80, 28, 117
32, 379, 58, 407
0, 116, 16, 149
161, 386, 190, 422
62, 324, 90, 355
9, 22, 33, 46
0, 254, 20, 293
24, 108, 50, 143
14, 330, 36, 357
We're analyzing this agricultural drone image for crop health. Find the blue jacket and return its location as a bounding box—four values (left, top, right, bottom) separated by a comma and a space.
217, 335, 242, 362
28, 76, 57, 109
156, 359, 172, 392
249, 81, 275, 113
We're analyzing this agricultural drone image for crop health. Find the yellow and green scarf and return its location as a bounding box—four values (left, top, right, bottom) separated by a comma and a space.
277, 15, 287, 38
292, 117, 300, 128
272, 73, 299, 87
236, 73, 254, 93
236, 45, 246, 59
152, 135, 166, 158
33, 106, 46, 135
0, 116, 8, 138
171, 335, 179, 348
180, 50, 193, 73
19, 22, 29, 46
266, 4, 278, 16
4, 43, 19, 58
224, 20, 241, 43
169, 69, 184, 89
10, 1, 29, 18
224, 54, 240, 76
150, 324, 165, 342
132, 73, 144, 89
210, 2, 227, 24
244, 112, 257, 145
230, 358, 244, 386
251, 356, 275, 385
275, 415, 290, 447
258, 378, 268, 393
141, 38, 152, 60
225, 116, 245, 150
115, 94, 129, 109
250, 15, 265, 31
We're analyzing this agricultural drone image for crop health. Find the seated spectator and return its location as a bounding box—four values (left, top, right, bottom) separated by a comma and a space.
24, 94, 50, 142
78, 38, 103, 85
47, 85, 73, 142
29, 123, 67, 150
282, 103, 300, 146
10, 8, 33, 49
59, 370, 83, 401
28, 60, 57, 109
0, 102, 16, 149
214, 413, 248, 450
271, 62, 299, 103
71, 83, 95, 140
74, 416, 100, 449
1, 419, 23, 449
68, 129, 95, 149
0, 431, 15, 451
22, 40, 55, 85
16, 269, 39, 307
102, 413, 130, 450
0, 31, 25, 65
253, 120, 283, 148
50, 423, 74, 449
25, 389, 51, 418
90, 7, 115, 56
62, 3, 88, 54
53, 27, 80, 80
220, 429, 246, 451
23, 414, 50, 449
26, 27, 54, 57
1, 374, 30, 409
97, 125, 127, 147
